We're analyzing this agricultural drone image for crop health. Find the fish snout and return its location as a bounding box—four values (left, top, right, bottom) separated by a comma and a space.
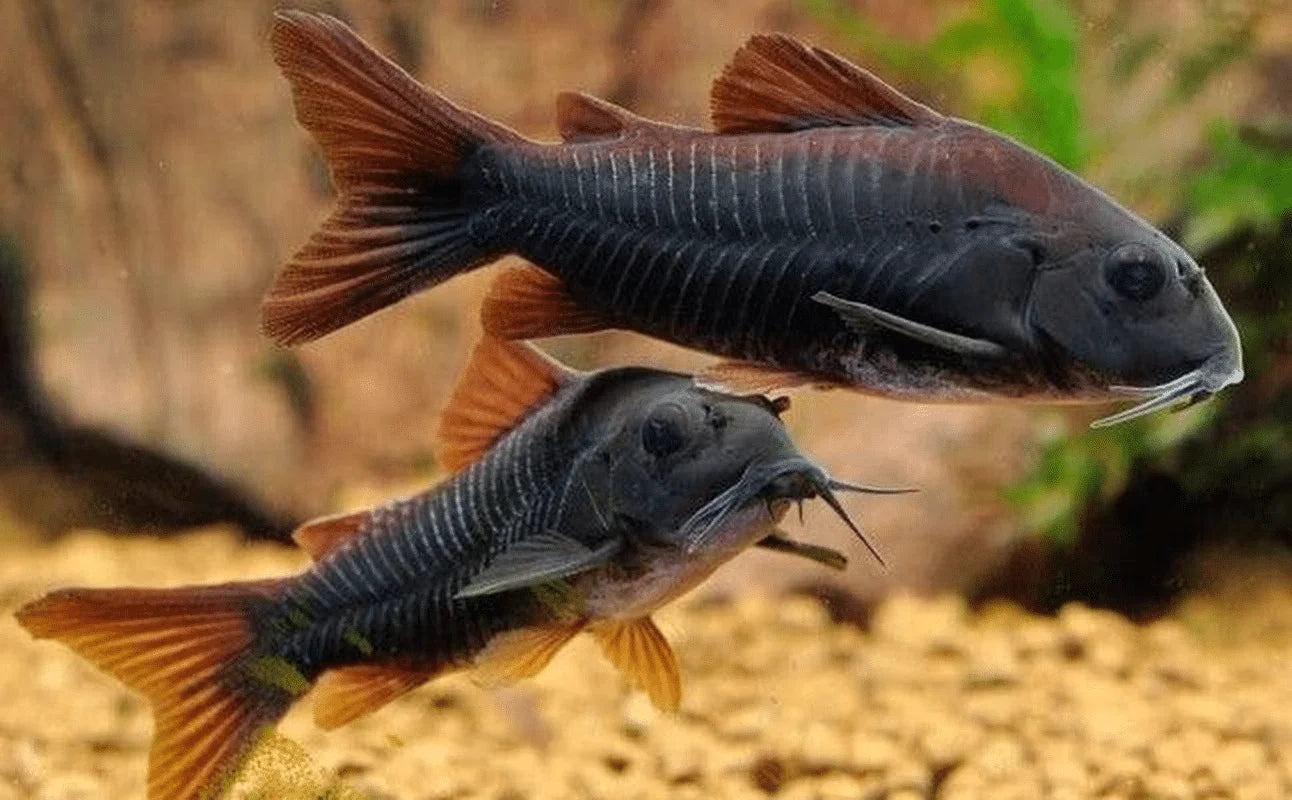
758, 470, 821, 502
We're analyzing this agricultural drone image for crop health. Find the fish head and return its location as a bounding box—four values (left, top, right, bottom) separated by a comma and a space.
598, 385, 802, 544
1025, 202, 1244, 424
918, 123, 1244, 422
585, 380, 884, 559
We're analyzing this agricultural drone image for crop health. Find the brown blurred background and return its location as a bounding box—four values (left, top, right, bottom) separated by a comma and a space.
1, 0, 1287, 606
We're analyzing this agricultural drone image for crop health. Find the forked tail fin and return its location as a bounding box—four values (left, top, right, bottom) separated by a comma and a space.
16, 580, 296, 800
263, 11, 525, 345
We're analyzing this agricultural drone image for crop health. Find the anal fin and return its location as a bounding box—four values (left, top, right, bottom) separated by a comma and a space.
812, 291, 1007, 359
472, 623, 585, 687
312, 664, 434, 730
481, 264, 616, 340
591, 617, 681, 713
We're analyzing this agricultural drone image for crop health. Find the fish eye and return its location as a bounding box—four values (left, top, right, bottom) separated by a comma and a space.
642, 403, 689, 458
1104, 243, 1166, 302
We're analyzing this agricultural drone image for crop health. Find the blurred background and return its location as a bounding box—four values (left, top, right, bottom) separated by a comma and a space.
0, 0, 1289, 611
4, 2, 1292, 798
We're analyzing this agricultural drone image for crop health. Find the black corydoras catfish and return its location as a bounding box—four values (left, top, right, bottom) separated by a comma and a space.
262, 12, 1241, 426
16, 337, 895, 800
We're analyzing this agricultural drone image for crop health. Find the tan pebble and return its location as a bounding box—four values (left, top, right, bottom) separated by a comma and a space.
1142, 771, 1196, 800
884, 759, 932, 793
870, 593, 967, 655
777, 595, 832, 631
1211, 739, 1273, 787
715, 770, 779, 800
620, 691, 656, 735
1230, 776, 1287, 800
1091, 750, 1151, 788
1153, 728, 1221, 776
1013, 618, 1061, 657
918, 722, 982, 769
936, 763, 987, 798
1056, 603, 1131, 662
819, 772, 885, 799
1086, 636, 1133, 677
971, 735, 1028, 779
1037, 749, 1091, 795
654, 730, 707, 783
34, 772, 105, 800
719, 706, 771, 741
962, 691, 1020, 728
1177, 693, 1237, 732
886, 789, 924, 800
963, 632, 1022, 688
12, 739, 43, 789
796, 720, 853, 767
1080, 697, 1159, 753
773, 781, 819, 800
849, 734, 901, 771
1189, 768, 1225, 797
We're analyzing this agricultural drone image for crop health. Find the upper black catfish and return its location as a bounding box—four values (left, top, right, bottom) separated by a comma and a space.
16, 336, 895, 800
262, 11, 1242, 425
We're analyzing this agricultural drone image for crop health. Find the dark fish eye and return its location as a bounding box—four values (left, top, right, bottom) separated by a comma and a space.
642, 403, 689, 458
1104, 243, 1166, 302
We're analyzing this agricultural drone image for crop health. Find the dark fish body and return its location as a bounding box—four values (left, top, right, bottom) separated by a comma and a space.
262, 12, 1242, 423
474, 125, 1087, 400
16, 337, 881, 799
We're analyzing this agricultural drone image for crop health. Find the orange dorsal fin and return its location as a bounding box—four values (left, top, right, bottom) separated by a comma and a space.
436, 336, 574, 472
312, 664, 435, 730
710, 34, 943, 134
481, 264, 616, 340
15, 580, 294, 800
471, 623, 585, 687
695, 359, 839, 394
591, 617, 681, 712
291, 510, 369, 561
556, 91, 685, 142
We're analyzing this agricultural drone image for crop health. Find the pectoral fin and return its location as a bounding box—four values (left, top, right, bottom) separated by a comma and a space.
756, 532, 848, 571
812, 291, 1007, 359
455, 532, 622, 599
696, 360, 840, 394
472, 623, 585, 687
591, 617, 681, 712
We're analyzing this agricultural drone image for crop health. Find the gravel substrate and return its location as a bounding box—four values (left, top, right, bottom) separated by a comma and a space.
2, 530, 1290, 800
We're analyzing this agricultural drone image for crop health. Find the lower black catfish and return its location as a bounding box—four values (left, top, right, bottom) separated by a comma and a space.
16, 337, 897, 800
262, 12, 1241, 426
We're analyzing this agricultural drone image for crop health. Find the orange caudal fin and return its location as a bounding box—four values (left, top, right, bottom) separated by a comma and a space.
16, 580, 298, 800
262, 11, 526, 346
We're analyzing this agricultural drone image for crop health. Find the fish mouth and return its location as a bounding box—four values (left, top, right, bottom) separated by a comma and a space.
1092, 353, 1244, 428
679, 457, 914, 566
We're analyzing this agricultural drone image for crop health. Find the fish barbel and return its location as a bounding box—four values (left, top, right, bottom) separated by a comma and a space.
261, 12, 1242, 426
15, 336, 906, 799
